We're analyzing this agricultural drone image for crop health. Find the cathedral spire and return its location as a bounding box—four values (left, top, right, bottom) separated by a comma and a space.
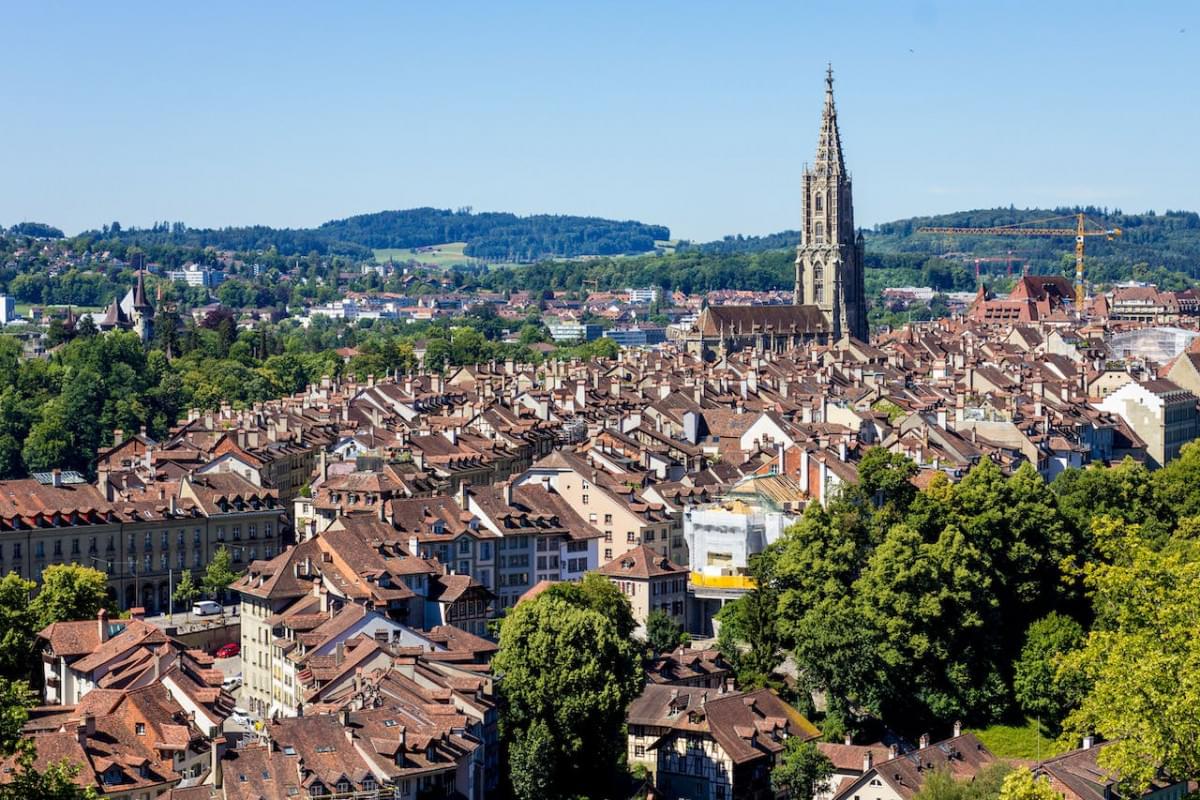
816, 63, 845, 176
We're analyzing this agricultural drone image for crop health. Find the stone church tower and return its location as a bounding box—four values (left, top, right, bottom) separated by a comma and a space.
794, 66, 868, 341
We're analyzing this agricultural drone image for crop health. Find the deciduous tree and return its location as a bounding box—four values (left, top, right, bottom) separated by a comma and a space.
202, 547, 239, 601
30, 565, 109, 631
493, 595, 641, 800
1013, 613, 1085, 726
645, 609, 687, 653
771, 738, 833, 800
1058, 518, 1200, 793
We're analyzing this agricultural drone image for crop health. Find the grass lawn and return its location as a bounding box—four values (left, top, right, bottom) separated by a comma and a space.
971, 717, 1065, 760
374, 242, 475, 267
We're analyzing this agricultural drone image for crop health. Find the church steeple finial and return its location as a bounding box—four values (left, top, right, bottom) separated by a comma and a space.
815, 63, 844, 175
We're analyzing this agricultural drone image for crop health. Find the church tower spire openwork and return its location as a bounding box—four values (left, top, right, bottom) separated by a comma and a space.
794, 65, 868, 341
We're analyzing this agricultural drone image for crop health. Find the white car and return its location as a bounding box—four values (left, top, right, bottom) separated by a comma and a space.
230, 707, 252, 728
192, 600, 222, 616
222, 674, 242, 691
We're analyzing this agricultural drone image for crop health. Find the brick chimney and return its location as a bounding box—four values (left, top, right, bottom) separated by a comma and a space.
97, 608, 109, 643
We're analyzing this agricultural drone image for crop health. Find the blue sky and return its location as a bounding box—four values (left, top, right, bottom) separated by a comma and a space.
1, 1, 1196, 241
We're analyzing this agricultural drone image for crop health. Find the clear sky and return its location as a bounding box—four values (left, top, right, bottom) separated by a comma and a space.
1, 1, 1196, 241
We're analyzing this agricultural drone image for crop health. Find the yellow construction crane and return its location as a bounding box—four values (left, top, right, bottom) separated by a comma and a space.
918, 213, 1122, 310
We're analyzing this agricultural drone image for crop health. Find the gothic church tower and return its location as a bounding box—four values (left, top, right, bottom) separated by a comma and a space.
794, 66, 868, 341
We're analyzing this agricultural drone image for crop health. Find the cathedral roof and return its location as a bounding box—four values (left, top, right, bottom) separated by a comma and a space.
695, 305, 830, 336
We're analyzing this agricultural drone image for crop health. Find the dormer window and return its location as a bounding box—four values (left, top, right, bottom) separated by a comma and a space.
135, 722, 145, 736
432, 521, 445, 535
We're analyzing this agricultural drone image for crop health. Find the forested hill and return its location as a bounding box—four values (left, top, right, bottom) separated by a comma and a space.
677, 207, 1200, 288
78, 208, 670, 262
318, 208, 669, 261
869, 207, 1200, 287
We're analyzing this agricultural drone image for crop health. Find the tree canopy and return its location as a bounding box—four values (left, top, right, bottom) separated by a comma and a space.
492, 591, 641, 800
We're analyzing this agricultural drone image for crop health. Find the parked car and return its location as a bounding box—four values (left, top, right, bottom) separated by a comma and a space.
222, 674, 242, 691
230, 707, 251, 728
192, 600, 222, 616
215, 643, 240, 658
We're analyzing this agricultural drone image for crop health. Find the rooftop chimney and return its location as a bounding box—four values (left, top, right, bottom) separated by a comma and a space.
953, 720, 962, 737
211, 735, 226, 789
863, 749, 874, 773
1082, 735, 1095, 750
98, 608, 109, 643
51, 468, 62, 487
76, 713, 95, 748
919, 733, 930, 749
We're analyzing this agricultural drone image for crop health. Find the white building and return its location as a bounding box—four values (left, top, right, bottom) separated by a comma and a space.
627, 287, 660, 304
165, 263, 225, 288
682, 474, 805, 636
0, 294, 16, 325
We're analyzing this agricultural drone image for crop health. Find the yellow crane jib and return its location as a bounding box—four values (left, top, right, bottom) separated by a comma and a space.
917, 213, 1122, 313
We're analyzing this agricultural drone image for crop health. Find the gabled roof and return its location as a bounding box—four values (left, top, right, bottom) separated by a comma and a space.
597, 544, 686, 578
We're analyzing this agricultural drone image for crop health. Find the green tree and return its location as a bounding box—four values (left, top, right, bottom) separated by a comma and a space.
914, 764, 1011, 800
1052, 458, 1167, 545
545, 572, 637, 640
172, 569, 199, 610
202, 547, 240, 601
858, 447, 918, 510
645, 609, 687, 653
493, 595, 641, 800
29, 565, 109, 631
0, 678, 99, 800
855, 522, 1005, 725
770, 738, 833, 800
1058, 517, 1200, 793
716, 549, 785, 688
1152, 440, 1200, 523
997, 768, 1058, 800
0, 573, 37, 681
1012, 613, 1086, 726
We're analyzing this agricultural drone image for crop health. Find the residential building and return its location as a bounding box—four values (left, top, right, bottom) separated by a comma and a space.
831, 731, 996, 800
1097, 379, 1199, 468
597, 544, 688, 631
627, 684, 820, 800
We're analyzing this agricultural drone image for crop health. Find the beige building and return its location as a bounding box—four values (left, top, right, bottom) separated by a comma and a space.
516, 450, 678, 566
597, 544, 688, 632
1097, 379, 1199, 468
0, 471, 282, 614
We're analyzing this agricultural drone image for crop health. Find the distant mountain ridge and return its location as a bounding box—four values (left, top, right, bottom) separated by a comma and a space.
77, 207, 670, 263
